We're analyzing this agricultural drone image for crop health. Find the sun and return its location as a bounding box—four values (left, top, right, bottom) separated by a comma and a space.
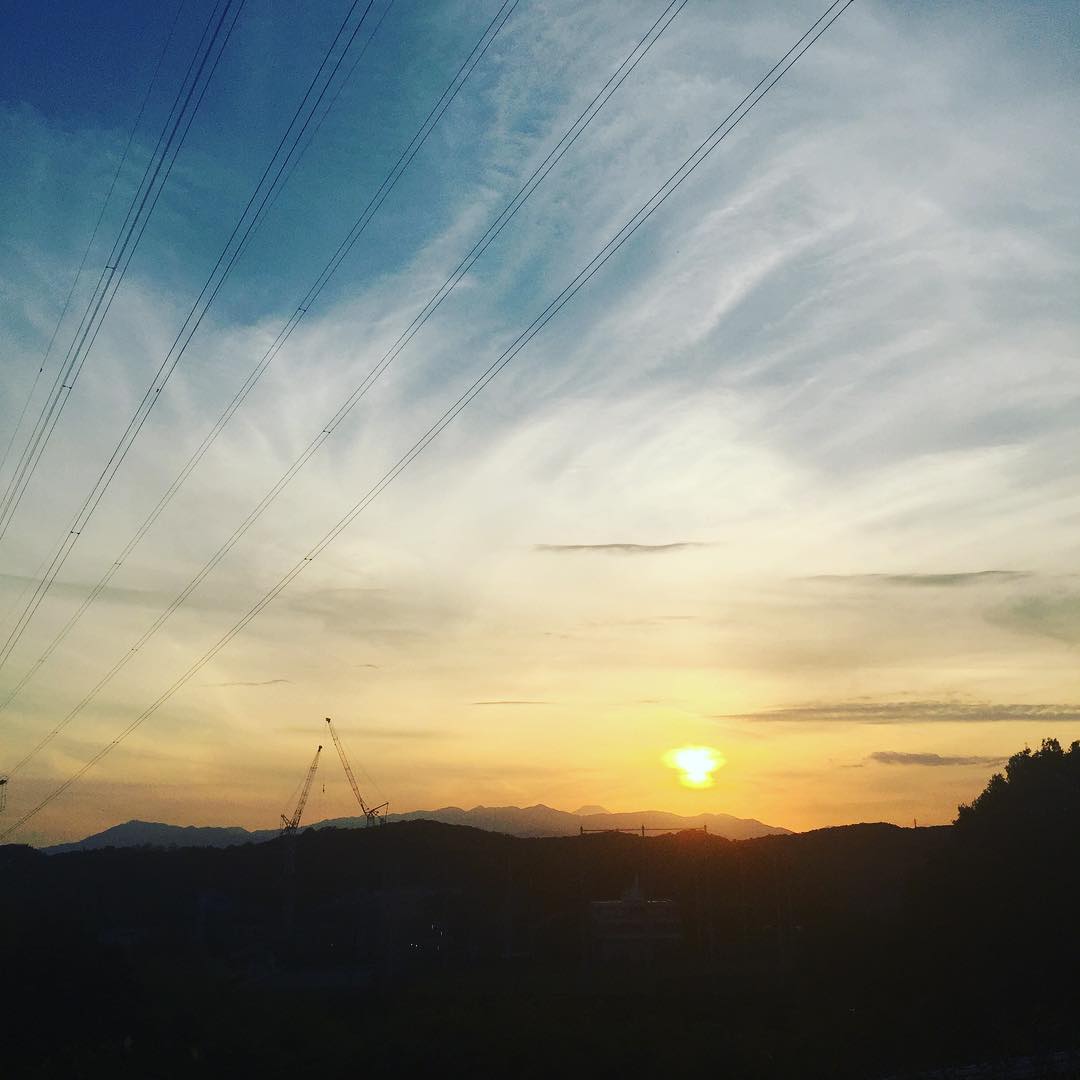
663, 745, 726, 789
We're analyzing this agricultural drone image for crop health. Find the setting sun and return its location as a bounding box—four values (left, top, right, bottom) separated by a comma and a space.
663, 746, 726, 789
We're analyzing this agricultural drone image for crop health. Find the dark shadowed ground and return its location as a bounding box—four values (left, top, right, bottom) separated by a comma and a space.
3, 741, 1079, 1077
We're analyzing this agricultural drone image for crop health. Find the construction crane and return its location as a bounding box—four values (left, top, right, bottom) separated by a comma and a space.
325, 717, 388, 825
278, 743, 321, 948
280, 744, 322, 834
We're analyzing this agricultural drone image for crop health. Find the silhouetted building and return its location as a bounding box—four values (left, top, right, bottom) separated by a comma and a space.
589, 879, 681, 965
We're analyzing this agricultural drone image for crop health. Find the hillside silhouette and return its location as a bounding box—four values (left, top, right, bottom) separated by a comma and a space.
3, 741, 1078, 1078
43, 803, 789, 854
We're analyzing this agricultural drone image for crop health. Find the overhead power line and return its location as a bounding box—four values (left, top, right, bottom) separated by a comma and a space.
0, 0, 676, 733
0, 2, 189, 495
0, 0, 243, 546
1, 0, 518, 768
233, 0, 401, 267
0, 0, 855, 840
0, 0, 388, 676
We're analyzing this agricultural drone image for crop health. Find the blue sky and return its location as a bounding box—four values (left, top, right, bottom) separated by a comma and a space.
1, 1, 520, 322
1, 0, 1079, 844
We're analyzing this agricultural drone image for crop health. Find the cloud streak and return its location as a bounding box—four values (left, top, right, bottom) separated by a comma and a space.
869, 751, 1008, 767
471, 700, 551, 707
203, 678, 291, 688
988, 593, 1080, 646
725, 701, 1080, 725
3, 1, 1079, 842
280, 725, 450, 741
534, 542, 710, 555
805, 571, 1031, 588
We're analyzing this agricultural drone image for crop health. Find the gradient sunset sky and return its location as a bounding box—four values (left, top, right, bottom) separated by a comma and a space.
2, 0, 1078, 845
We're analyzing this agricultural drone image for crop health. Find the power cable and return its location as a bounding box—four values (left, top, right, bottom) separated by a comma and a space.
0, 0, 855, 840
0, 0, 673, 728
0, 0, 188, 494
0, 0, 242, 545
4, 0, 519, 768
233, 0, 400, 268
0, 0, 385, 675
0, 0, 521, 717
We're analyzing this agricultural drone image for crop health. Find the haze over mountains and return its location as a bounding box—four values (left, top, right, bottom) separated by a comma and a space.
44, 804, 789, 852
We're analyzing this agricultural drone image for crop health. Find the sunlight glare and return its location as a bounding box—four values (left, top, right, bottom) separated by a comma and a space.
664, 745, 726, 789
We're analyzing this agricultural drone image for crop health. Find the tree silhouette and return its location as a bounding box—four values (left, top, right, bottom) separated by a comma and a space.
955, 737, 1080, 831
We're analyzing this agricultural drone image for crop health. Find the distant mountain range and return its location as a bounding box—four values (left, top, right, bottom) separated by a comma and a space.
385, 805, 790, 839
44, 804, 789, 853
46, 821, 256, 854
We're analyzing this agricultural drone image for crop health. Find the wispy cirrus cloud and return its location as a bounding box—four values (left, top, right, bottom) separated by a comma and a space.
723, 701, 1080, 725
987, 593, 1080, 646
869, 751, 1007, 767
0, 572, 234, 611
805, 571, 1031, 588
203, 678, 291, 689
279, 725, 451, 741
4, 0, 1079, 843
471, 700, 551, 707
534, 542, 710, 555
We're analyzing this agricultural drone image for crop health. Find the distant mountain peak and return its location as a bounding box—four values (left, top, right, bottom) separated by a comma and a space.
575, 805, 610, 816
44, 805, 791, 854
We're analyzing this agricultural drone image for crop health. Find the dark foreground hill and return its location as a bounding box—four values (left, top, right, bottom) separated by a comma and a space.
43, 804, 789, 853
4, 741, 1078, 1077
3, 813, 1078, 1077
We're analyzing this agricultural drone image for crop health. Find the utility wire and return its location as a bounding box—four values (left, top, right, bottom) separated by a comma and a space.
0, 1, 188, 494
0, 0, 212, 639
0, 0, 384, 676
0, 0, 240, 680
0, 0, 673, 729
3, 0, 519, 764
0, 0, 231, 541
0, 0, 521, 720
234, 0, 400, 268
0, 0, 855, 840
0, 0, 242, 545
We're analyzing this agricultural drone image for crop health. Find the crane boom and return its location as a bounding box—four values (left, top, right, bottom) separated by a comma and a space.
281, 744, 322, 833
325, 717, 387, 825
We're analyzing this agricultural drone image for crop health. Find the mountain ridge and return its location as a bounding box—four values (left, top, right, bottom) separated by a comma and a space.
43, 803, 790, 852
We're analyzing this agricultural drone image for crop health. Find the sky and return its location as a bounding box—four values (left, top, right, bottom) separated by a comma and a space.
1, 0, 1078, 845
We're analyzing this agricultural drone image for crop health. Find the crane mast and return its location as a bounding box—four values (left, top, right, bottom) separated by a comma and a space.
325, 717, 387, 825
281, 744, 322, 833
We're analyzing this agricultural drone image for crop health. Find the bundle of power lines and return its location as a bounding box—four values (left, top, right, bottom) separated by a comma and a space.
0, 0, 854, 839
